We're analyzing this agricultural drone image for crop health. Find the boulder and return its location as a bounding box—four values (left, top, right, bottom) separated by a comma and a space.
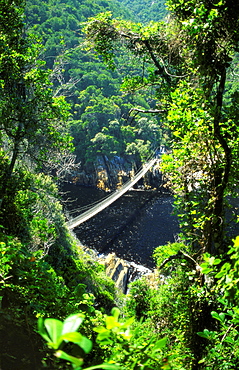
99, 252, 154, 293
100, 253, 130, 293
82, 245, 156, 293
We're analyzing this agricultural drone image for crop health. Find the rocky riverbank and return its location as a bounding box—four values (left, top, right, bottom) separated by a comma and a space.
66, 154, 163, 190
78, 244, 158, 294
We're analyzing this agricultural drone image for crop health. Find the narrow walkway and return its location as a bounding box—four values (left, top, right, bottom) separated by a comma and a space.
66, 157, 158, 229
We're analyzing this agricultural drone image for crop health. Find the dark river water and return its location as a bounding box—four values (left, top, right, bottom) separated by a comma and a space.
61, 184, 180, 268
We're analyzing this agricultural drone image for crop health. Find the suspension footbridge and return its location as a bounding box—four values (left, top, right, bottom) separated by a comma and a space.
66, 157, 158, 230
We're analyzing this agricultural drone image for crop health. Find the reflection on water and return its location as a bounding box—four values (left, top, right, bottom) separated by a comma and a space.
61, 183, 179, 268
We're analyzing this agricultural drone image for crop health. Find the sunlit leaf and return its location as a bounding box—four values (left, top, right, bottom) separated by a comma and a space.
105, 316, 119, 329
97, 329, 111, 341
60, 332, 92, 354
55, 350, 83, 366
197, 329, 214, 339
44, 318, 63, 349
37, 317, 51, 343
62, 314, 84, 335
152, 337, 167, 352
84, 364, 120, 370
111, 307, 120, 320
211, 311, 225, 323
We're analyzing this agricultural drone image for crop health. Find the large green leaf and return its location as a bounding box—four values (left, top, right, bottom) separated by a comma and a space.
211, 311, 226, 323
44, 318, 63, 349
120, 317, 134, 329
55, 350, 84, 367
152, 337, 167, 352
197, 329, 215, 340
60, 332, 92, 353
62, 313, 85, 335
84, 364, 120, 370
37, 317, 51, 343
105, 316, 118, 329
76, 334, 92, 354
96, 329, 111, 341
111, 307, 120, 320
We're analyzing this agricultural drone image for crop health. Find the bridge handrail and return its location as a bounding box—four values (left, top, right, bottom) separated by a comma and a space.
67, 155, 155, 215
66, 157, 158, 230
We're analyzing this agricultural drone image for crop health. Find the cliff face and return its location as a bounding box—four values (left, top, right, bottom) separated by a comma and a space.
69, 155, 163, 190
84, 248, 157, 294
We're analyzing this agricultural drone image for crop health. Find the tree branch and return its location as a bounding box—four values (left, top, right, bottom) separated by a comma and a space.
142, 39, 171, 84
159, 250, 201, 272
129, 108, 165, 115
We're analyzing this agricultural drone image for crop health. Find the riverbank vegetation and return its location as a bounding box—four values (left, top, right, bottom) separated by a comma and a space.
0, 0, 239, 369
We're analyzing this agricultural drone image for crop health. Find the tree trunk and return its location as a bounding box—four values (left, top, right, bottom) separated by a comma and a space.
0, 135, 21, 211
210, 68, 232, 254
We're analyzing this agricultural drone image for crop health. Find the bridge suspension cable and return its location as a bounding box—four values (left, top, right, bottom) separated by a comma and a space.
66, 157, 158, 230
68, 152, 156, 215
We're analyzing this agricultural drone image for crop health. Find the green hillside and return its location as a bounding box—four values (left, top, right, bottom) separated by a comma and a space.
25, 0, 165, 173
26, 0, 132, 69
121, 0, 167, 23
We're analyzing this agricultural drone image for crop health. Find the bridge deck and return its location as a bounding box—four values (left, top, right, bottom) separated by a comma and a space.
66, 157, 158, 229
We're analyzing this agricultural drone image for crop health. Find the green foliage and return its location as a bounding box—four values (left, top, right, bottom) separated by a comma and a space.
121, 0, 167, 24
72, 257, 116, 310
196, 236, 239, 369
166, 0, 239, 78
71, 83, 162, 166
153, 242, 186, 271
38, 313, 120, 369
125, 278, 154, 320
0, 0, 74, 230
0, 2, 119, 357
0, 234, 73, 315
161, 72, 239, 251
94, 307, 134, 342
0, 223, 119, 367
24, 0, 164, 169
83, 0, 239, 251
215, 236, 239, 303
124, 273, 195, 369
37, 308, 171, 370
0, 170, 64, 248
94, 307, 169, 369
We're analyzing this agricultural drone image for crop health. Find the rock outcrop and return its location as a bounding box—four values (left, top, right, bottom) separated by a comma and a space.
101, 253, 130, 293
98, 252, 154, 294
69, 155, 163, 190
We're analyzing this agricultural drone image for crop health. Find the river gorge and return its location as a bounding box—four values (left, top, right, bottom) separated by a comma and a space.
61, 183, 180, 269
